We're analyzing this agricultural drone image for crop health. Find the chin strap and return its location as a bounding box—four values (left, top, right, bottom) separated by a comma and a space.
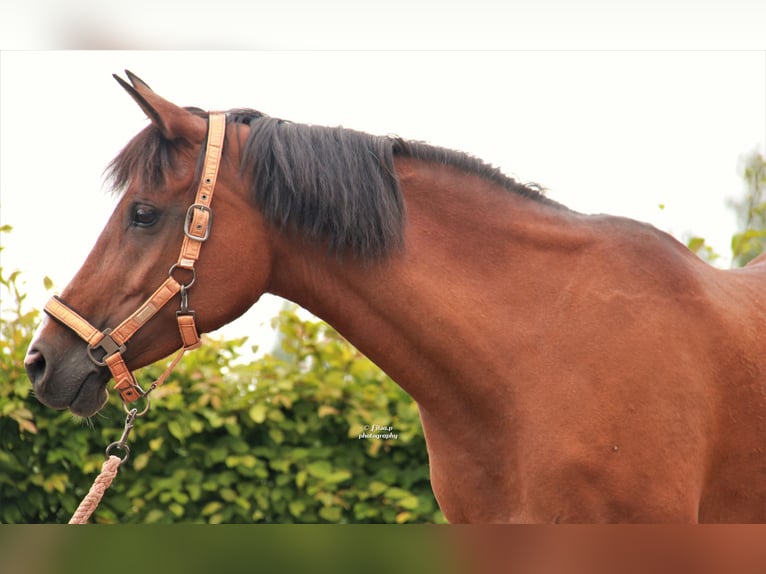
44, 112, 226, 404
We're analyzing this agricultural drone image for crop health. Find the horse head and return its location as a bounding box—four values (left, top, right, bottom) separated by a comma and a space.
25, 72, 271, 417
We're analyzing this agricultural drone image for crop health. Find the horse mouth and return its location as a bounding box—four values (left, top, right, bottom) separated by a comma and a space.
68, 372, 110, 417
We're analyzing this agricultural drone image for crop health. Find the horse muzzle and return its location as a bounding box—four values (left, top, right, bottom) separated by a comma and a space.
25, 336, 109, 417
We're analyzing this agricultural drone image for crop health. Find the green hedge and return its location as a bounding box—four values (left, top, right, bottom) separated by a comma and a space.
0, 259, 444, 524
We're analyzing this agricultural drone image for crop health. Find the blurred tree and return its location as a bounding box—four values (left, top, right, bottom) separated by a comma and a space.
729, 150, 766, 267
686, 150, 766, 267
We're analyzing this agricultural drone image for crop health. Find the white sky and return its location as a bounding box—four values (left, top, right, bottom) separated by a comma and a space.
1, 51, 765, 356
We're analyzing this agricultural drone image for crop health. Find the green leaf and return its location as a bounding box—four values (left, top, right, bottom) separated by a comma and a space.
288, 500, 306, 517
220, 488, 237, 502
306, 460, 332, 479
133, 452, 150, 471
368, 481, 388, 496
168, 420, 185, 440
687, 236, 705, 253
327, 469, 352, 484
169, 503, 185, 518
201, 501, 223, 516
384, 487, 411, 500
398, 495, 420, 510
145, 509, 165, 524
239, 454, 257, 469
318, 506, 342, 522
187, 484, 202, 501
249, 403, 267, 423
395, 511, 412, 524
269, 428, 285, 444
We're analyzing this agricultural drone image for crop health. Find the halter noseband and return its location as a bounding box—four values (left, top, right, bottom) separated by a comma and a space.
44, 113, 226, 405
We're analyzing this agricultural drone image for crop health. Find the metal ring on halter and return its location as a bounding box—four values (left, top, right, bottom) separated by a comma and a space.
168, 264, 196, 289
123, 392, 151, 417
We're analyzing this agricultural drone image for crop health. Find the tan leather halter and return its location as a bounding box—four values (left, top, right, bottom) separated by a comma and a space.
44, 113, 226, 405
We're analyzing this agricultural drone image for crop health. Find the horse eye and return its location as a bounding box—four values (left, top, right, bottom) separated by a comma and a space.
131, 204, 159, 227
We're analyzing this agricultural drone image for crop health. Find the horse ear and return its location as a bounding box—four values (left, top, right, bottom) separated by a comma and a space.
113, 70, 208, 143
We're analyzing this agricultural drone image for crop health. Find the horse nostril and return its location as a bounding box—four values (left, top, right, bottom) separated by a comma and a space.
25, 349, 47, 388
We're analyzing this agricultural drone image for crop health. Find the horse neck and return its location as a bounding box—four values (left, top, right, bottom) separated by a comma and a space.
266, 156, 590, 414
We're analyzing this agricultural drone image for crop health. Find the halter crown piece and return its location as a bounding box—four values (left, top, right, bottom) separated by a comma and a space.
44, 113, 227, 405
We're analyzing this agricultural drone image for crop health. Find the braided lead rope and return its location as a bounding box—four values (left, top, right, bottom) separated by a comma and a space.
68, 407, 137, 524
68, 455, 122, 524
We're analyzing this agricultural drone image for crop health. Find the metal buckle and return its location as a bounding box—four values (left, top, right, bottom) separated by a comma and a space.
87, 329, 126, 367
184, 203, 213, 241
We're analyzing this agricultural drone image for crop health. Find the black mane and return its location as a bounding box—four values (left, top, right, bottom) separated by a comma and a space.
108, 108, 555, 260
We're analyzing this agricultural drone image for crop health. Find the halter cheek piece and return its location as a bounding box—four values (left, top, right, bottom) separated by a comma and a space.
44, 113, 226, 405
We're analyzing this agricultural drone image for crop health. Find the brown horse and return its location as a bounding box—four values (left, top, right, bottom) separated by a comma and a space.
25, 71, 766, 523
